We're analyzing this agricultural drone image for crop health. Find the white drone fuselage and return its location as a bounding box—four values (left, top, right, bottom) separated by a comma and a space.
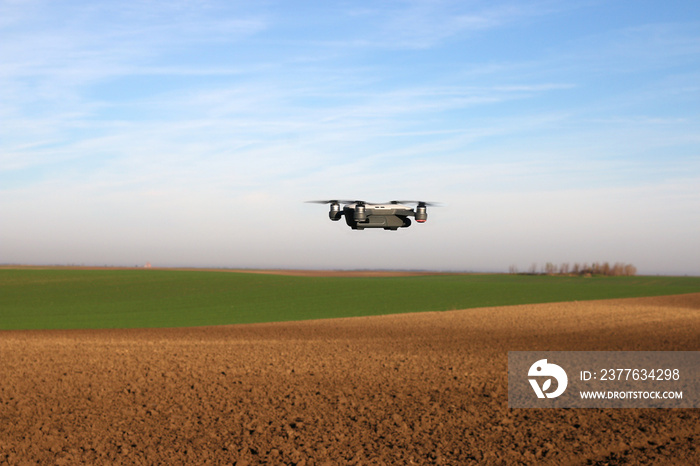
319, 200, 429, 230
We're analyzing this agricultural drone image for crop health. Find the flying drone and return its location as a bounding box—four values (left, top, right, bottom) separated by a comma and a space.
307, 200, 438, 230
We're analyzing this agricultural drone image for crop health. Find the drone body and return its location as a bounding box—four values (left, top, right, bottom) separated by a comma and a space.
308, 200, 435, 230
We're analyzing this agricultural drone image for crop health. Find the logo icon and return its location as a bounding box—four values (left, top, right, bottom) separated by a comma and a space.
528, 359, 568, 398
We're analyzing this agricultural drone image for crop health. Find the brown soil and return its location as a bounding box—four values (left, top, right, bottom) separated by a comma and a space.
227, 269, 452, 277
0, 265, 452, 277
1, 294, 698, 465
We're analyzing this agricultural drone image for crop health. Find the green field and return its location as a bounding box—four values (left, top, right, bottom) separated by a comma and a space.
1, 268, 699, 330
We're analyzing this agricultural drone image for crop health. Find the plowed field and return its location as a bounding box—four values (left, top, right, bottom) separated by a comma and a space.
1, 294, 698, 465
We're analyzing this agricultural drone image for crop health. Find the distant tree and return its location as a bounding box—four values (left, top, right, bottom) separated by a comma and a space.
510, 261, 636, 277
612, 263, 624, 276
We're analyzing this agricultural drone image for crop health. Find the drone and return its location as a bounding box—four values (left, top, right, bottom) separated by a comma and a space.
307, 200, 438, 230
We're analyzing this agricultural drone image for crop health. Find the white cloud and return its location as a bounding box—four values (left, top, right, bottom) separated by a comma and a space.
345, 0, 570, 49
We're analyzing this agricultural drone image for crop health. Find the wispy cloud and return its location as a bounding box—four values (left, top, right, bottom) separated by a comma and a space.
341, 0, 572, 49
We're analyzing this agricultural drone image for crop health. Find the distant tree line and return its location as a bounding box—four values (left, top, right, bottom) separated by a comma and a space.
509, 262, 637, 277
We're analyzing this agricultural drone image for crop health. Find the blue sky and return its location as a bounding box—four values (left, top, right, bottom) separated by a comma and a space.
2, 0, 699, 275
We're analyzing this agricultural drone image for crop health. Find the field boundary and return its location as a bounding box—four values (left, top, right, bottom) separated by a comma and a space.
0, 264, 462, 277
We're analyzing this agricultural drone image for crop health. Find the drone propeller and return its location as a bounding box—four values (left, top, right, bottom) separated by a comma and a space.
308, 200, 441, 207
306, 199, 366, 205
390, 200, 441, 207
